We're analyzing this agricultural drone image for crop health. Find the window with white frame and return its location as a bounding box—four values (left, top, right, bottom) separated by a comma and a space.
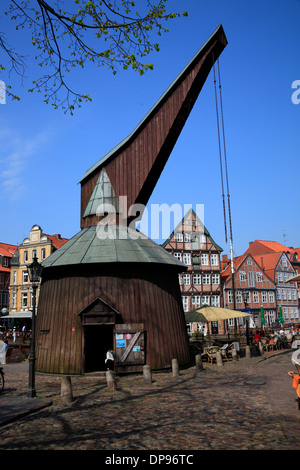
173, 252, 182, 262
211, 295, 220, 307
293, 289, 297, 300
253, 291, 259, 303
276, 289, 281, 300
212, 273, 220, 284
239, 271, 246, 282
256, 272, 263, 283
289, 307, 294, 317
176, 232, 183, 242
202, 274, 210, 285
227, 290, 233, 304
278, 272, 283, 283
236, 291, 242, 304
178, 274, 183, 285
210, 254, 218, 266
192, 295, 201, 306
24, 250, 28, 263
182, 296, 189, 312
184, 233, 191, 243
21, 292, 28, 307
262, 291, 268, 303
247, 258, 253, 265
287, 289, 292, 300
201, 295, 210, 305
183, 253, 191, 265
193, 274, 201, 285
201, 253, 208, 265
13, 271, 17, 284
41, 248, 46, 260
282, 256, 287, 267
281, 289, 287, 300
268, 292, 275, 303
269, 310, 276, 323
199, 234, 206, 244
183, 274, 190, 285
12, 292, 16, 309
22, 271, 29, 284
283, 307, 288, 319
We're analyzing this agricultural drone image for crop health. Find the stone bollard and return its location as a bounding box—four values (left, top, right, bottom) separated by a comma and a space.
231, 348, 238, 361
61, 376, 73, 403
172, 358, 179, 377
259, 342, 264, 356
195, 354, 204, 371
245, 345, 251, 358
216, 351, 223, 367
143, 365, 152, 384
106, 370, 117, 391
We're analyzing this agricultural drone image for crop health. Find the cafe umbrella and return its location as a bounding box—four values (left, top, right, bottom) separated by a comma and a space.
287, 273, 300, 282
186, 305, 252, 323
185, 305, 251, 338
260, 306, 266, 327
278, 306, 284, 325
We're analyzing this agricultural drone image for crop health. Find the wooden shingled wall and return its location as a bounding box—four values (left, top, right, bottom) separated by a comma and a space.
36, 263, 189, 375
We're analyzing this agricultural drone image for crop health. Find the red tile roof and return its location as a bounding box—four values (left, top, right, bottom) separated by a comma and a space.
0, 242, 17, 258
44, 234, 69, 249
245, 240, 298, 256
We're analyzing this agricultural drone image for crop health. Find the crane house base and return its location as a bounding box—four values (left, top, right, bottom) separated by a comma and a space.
35, 226, 191, 375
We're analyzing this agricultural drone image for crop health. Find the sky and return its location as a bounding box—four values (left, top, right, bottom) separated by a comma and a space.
0, 0, 299, 259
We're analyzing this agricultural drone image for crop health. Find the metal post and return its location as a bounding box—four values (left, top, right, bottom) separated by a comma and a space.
27, 284, 37, 398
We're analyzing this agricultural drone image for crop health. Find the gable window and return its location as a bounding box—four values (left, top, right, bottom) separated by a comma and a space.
173, 252, 182, 262
211, 295, 220, 307
176, 232, 183, 242
183, 253, 191, 265
201, 254, 208, 265
201, 295, 210, 306
236, 291, 242, 304
256, 272, 263, 283
269, 292, 275, 303
239, 271, 247, 282
210, 254, 218, 266
202, 274, 210, 285
193, 274, 201, 285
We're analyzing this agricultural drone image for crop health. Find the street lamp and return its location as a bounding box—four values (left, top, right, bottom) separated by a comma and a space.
242, 291, 250, 346
26, 255, 43, 398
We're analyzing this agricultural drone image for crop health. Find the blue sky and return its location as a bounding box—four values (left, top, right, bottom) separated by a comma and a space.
0, 0, 299, 258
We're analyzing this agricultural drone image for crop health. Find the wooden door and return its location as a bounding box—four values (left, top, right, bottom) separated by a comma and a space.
114, 323, 145, 374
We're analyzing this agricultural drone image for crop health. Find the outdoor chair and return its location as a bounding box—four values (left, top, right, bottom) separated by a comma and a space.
207, 346, 221, 364
220, 344, 229, 361
228, 342, 240, 359
260, 337, 269, 351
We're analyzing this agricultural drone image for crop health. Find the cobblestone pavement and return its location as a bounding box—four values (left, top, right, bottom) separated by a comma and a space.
0, 350, 299, 451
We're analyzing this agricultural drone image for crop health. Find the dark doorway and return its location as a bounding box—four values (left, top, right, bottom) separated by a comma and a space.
84, 325, 114, 372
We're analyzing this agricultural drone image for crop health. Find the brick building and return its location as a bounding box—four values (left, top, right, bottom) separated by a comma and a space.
162, 208, 223, 334
221, 253, 277, 328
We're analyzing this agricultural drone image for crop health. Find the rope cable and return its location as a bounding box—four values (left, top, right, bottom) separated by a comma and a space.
213, 57, 228, 243
217, 59, 233, 244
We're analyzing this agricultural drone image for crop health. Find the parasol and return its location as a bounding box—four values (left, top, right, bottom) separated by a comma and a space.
185, 305, 251, 323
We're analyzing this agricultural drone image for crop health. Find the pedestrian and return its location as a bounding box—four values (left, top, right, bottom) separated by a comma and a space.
0, 340, 9, 364
105, 348, 114, 370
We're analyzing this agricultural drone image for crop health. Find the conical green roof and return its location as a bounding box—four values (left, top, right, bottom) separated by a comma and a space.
42, 225, 186, 268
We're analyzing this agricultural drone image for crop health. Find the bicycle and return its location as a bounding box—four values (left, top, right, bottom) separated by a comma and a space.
0, 367, 4, 394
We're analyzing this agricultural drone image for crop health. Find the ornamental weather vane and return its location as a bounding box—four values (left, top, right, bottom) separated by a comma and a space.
35, 26, 228, 376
